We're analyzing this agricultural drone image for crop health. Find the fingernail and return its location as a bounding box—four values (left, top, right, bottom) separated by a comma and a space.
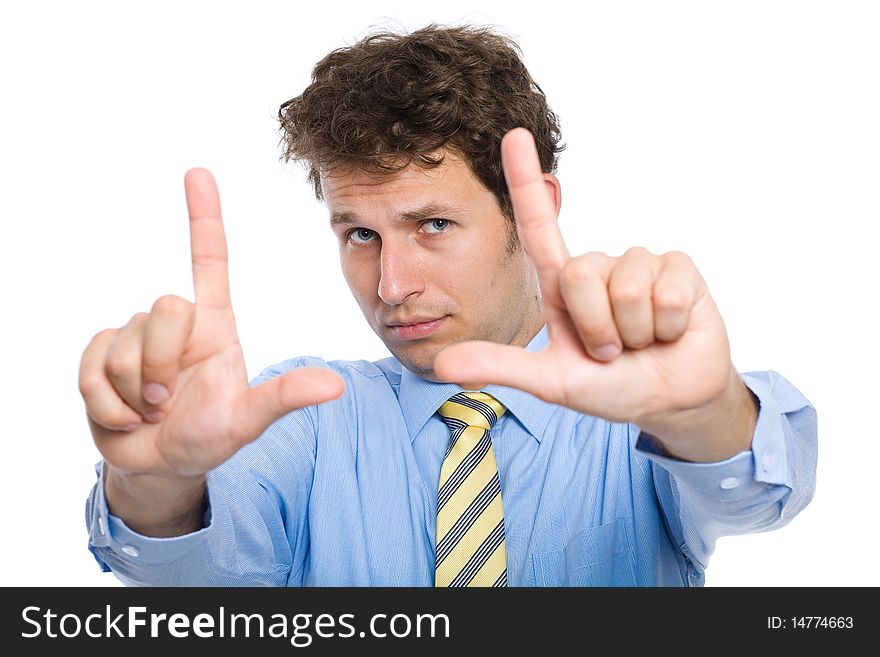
143, 383, 169, 404
593, 344, 621, 361
120, 423, 141, 432
144, 411, 164, 423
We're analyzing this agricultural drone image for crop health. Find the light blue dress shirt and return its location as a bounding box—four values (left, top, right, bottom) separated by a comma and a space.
86, 325, 817, 586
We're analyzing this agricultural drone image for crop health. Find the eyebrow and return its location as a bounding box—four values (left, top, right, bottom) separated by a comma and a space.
329, 202, 465, 229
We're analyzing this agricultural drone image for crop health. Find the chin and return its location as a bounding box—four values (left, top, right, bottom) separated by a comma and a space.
391, 345, 442, 380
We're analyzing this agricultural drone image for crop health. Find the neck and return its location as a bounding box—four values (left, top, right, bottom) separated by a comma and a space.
509, 297, 545, 349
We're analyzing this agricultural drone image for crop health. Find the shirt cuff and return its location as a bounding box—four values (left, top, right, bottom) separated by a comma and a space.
633, 371, 792, 499
87, 461, 213, 566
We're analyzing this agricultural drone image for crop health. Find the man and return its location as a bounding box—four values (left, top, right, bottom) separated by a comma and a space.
81, 24, 817, 586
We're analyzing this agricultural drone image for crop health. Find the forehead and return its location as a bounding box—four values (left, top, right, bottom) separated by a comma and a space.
321, 150, 484, 210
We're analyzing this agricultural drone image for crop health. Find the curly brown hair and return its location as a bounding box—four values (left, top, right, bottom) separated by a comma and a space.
277, 23, 564, 250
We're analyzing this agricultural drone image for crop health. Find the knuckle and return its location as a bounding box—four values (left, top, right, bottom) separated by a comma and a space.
578, 319, 613, 341
87, 328, 117, 349
92, 328, 114, 342
191, 252, 227, 267
654, 288, 688, 310
582, 251, 608, 262
665, 249, 693, 265
624, 245, 651, 258
141, 351, 172, 375
152, 294, 190, 316
609, 280, 645, 304
105, 352, 138, 379
580, 251, 610, 271
561, 258, 596, 286
78, 376, 102, 398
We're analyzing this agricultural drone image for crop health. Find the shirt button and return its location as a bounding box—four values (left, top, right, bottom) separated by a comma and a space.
762, 453, 774, 470
720, 477, 740, 490
97, 516, 106, 536
121, 545, 140, 558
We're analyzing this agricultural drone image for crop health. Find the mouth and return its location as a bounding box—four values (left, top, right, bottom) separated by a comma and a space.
387, 316, 447, 341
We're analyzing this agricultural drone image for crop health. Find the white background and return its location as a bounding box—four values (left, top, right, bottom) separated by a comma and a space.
1, 0, 877, 586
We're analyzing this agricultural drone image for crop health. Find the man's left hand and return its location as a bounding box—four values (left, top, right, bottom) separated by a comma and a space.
434, 128, 757, 461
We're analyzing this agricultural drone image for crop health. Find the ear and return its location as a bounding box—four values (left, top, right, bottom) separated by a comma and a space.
542, 173, 562, 218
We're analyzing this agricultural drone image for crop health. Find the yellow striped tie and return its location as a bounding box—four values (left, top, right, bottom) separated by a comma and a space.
435, 391, 508, 587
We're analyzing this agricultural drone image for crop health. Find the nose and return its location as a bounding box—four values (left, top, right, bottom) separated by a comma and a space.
377, 238, 425, 305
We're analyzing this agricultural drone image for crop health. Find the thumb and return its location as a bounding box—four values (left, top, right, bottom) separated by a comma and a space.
434, 341, 555, 399
234, 367, 345, 441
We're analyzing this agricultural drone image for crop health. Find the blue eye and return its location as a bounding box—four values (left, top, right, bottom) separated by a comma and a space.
348, 228, 376, 244
424, 219, 450, 233
346, 220, 450, 245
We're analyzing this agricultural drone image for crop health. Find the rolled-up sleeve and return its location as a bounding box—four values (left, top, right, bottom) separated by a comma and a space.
633, 369, 818, 576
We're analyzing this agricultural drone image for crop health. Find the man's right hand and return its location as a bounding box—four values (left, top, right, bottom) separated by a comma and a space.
78, 169, 345, 534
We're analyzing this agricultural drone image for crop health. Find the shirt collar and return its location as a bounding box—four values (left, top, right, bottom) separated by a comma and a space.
399, 324, 551, 443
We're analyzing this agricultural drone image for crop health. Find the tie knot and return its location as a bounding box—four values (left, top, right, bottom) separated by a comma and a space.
437, 391, 506, 431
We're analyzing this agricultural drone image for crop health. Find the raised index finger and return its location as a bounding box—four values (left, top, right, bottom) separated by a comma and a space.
501, 128, 570, 310
184, 168, 231, 311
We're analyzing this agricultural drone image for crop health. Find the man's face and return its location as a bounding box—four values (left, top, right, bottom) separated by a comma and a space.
324, 150, 544, 381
